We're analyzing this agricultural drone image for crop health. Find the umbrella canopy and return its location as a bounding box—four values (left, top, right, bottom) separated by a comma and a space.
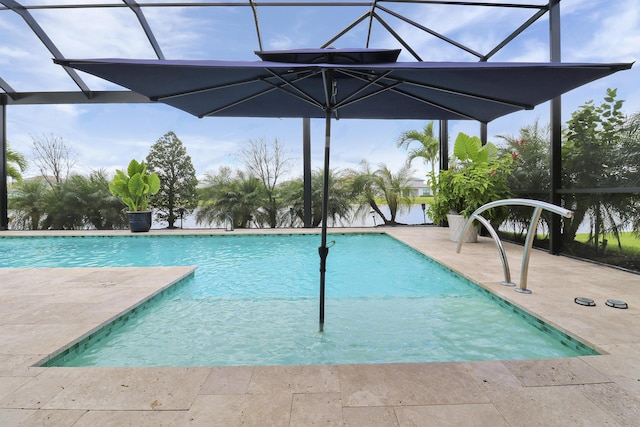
56, 49, 630, 123
55, 49, 631, 331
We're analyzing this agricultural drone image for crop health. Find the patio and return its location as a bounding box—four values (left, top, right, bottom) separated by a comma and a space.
0, 226, 638, 426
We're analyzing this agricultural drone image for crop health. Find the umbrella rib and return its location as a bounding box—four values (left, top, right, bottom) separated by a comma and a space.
341, 68, 534, 110
199, 86, 280, 117
153, 76, 269, 101
332, 70, 394, 109
155, 68, 328, 116
201, 69, 327, 117
262, 68, 326, 110
401, 78, 535, 110
337, 69, 478, 120
343, 84, 477, 120
334, 81, 402, 110
386, 87, 481, 120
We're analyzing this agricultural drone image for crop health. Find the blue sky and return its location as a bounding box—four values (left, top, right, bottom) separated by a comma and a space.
1, 0, 638, 180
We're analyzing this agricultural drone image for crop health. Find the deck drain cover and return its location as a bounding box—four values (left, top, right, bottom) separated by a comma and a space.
574, 297, 596, 306
605, 299, 628, 309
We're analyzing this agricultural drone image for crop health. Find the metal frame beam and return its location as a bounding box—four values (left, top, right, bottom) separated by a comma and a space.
0, 78, 17, 101
123, 0, 165, 59
303, 118, 312, 227
1, 94, 7, 230
0, 0, 92, 97
549, 0, 562, 254
4, 91, 152, 105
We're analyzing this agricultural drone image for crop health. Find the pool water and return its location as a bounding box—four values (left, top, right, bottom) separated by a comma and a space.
0, 233, 596, 366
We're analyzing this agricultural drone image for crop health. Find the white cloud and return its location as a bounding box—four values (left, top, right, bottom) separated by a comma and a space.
36, 8, 156, 59
379, 3, 539, 61
563, 0, 640, 62
143, 8, 215, 59
0, 45, 29, 61
267, 34, 295, 51
495, 39, 549, 63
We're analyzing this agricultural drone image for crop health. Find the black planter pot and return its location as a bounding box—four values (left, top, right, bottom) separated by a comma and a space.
127, 211, 152, 232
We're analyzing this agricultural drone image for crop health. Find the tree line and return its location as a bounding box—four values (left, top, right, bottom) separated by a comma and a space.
6, 132, 421, 230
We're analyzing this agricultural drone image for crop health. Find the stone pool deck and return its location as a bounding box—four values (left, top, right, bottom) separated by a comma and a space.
0, 226, 638, 426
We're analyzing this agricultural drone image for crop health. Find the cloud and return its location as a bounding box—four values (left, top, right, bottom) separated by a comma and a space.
144, 8, 238, 59
38, 9, 155, 58
377, 2, 540, 61
267, 34, 295, 51
0, 45, 29, 62
1, 7, 157, 91
564, 0, 640, 62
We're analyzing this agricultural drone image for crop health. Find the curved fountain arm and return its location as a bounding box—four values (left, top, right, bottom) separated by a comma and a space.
455, 199, 572, 294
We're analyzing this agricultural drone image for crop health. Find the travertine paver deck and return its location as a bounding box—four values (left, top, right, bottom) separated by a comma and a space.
0, 227, 638, 426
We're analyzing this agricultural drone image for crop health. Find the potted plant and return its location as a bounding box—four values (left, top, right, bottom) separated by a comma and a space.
427, 132, 512, 242
109, 159, 161, 232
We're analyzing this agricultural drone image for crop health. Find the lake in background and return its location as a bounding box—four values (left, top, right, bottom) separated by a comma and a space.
159, 204, 430, 230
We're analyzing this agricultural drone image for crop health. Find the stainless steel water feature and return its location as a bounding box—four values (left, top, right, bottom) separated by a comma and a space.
456, 199, 573, 294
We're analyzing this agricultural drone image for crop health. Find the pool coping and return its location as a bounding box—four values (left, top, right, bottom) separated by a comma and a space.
1, 226, 639, 426
37, 267, 197, 368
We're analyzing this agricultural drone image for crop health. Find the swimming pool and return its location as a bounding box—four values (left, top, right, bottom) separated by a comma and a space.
1, 233, 596, 366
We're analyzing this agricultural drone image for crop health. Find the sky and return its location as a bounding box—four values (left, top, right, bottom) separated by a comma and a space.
1, 0, 639, 182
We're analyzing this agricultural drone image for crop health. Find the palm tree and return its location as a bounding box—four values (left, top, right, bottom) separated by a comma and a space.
397, 121, 439, 178
197, 168, 264, 228
7, 143, 28, 183
281, 169, 353, 228
63, 171, 128, 230
9, 178, 49, 229
348, 160, 414, 225
311, 169, 353, 227
374, 164, 415, 224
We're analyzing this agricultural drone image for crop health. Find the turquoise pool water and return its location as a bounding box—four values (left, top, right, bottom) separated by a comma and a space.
1, 233, 596, 366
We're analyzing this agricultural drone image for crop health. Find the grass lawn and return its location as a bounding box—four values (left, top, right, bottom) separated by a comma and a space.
374, 196, 434, 205
575, 231, 640, 255
414, 196, 434, 204
500, 229, 640, 256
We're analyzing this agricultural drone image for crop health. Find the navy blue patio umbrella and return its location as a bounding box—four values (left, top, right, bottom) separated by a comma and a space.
55, 49, 631, 331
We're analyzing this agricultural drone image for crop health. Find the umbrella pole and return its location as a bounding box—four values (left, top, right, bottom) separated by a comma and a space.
318, 109, 331, 332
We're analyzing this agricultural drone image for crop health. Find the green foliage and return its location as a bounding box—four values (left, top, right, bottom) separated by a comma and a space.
64, 170, 128, 230
196, 167, 264, 229
428, 133, 512, 224
109, 159, 161, 212
562, 88, 633, 248
496, 121, 552, 234
397, 121, 440, 177
197, 165, 355, 229
6, 143, 28, 182
497, 89, 640, 269
498, 120, 550, 195
8, 178, 49, 229
452, 132, 498, 164
10, 171, 129, 230
146, 131, 198, 228
280, 168, 354, 228
348, 160, 415, 225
